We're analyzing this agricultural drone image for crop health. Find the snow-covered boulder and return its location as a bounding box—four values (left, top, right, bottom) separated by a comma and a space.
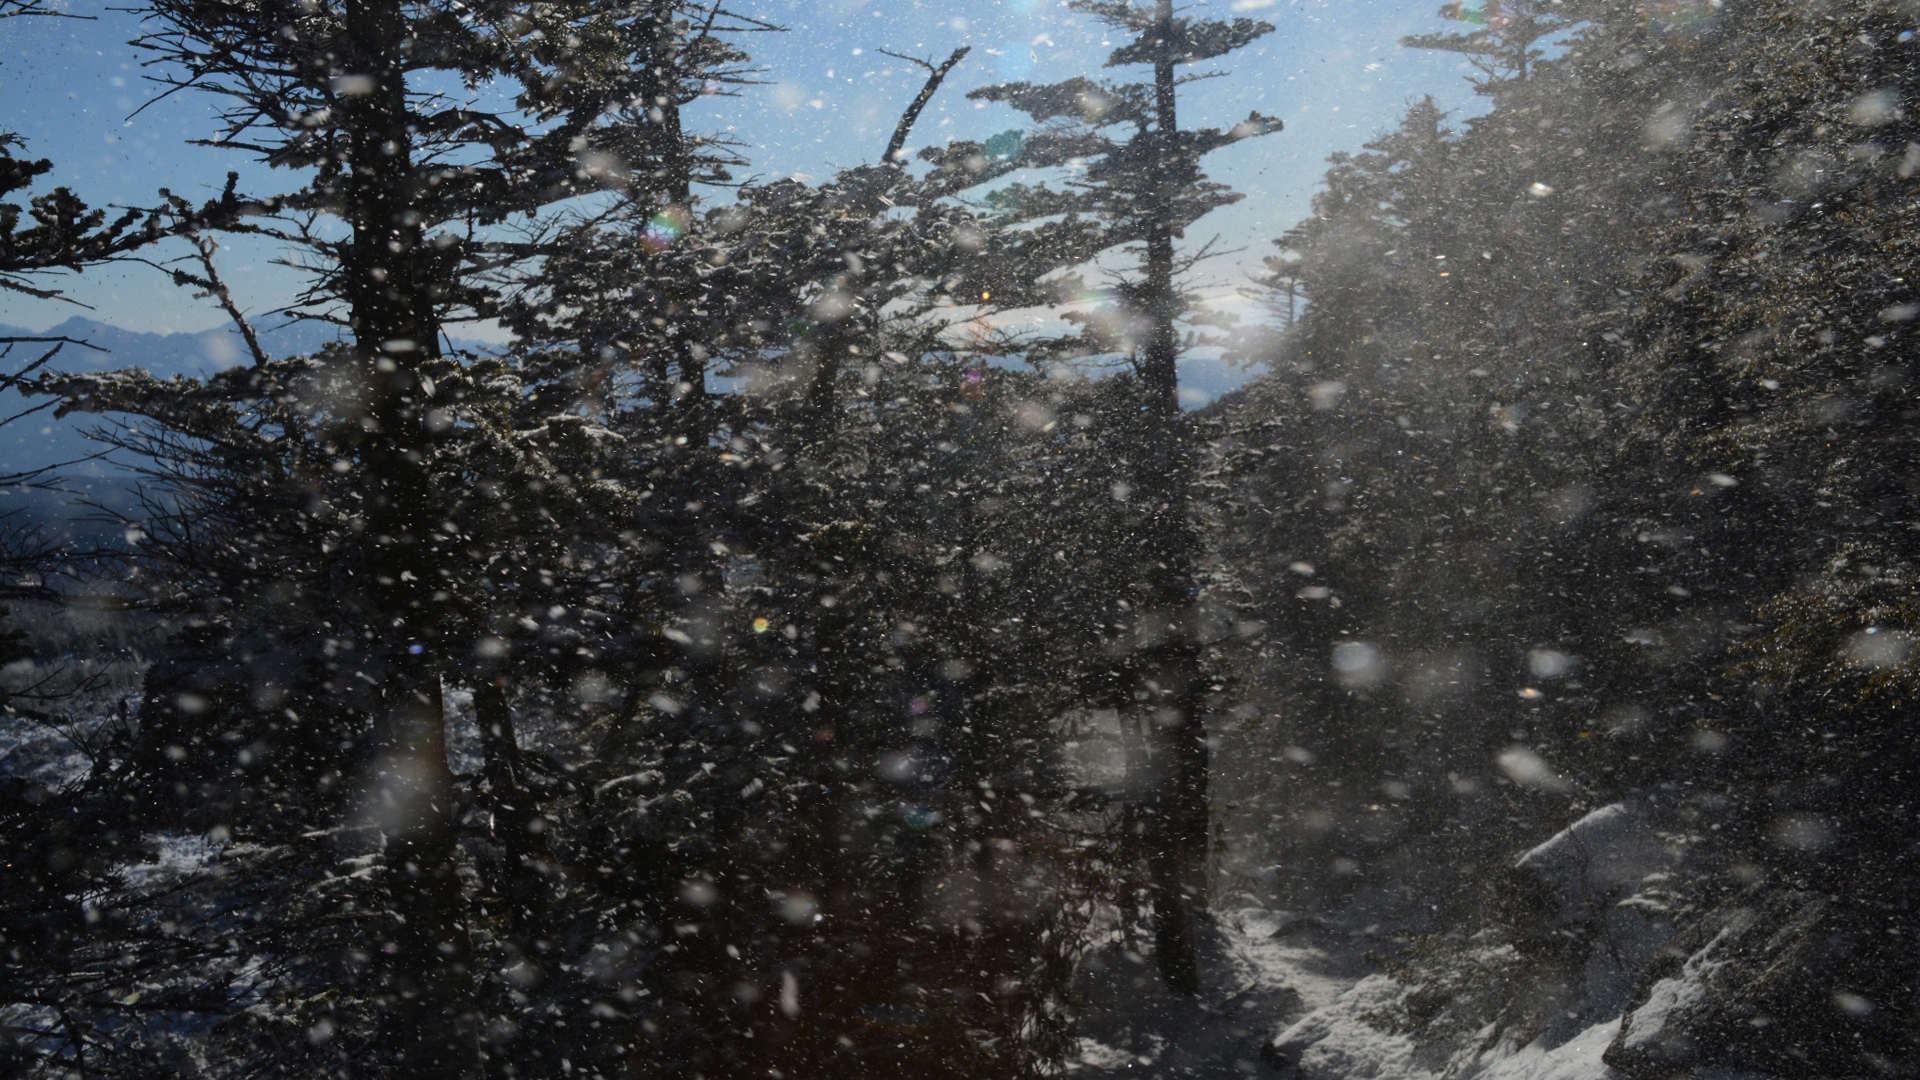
1261, 802, 1705, 1080
1604, 886, 1904, 1080
1498, 800, 1692, 1018
1512, 802, 1679, 927
1472, 1018, 1622, 1080
1258, 965, 1628, 1080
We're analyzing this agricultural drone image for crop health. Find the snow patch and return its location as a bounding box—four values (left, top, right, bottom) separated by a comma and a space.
1266, 975, 1426, 1080
1613, 926, 1733, 1057
1475, 1019, 1618, 1080
120, 831, 222, 888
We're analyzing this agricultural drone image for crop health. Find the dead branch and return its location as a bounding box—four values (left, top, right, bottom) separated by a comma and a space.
880, 46, 971, 167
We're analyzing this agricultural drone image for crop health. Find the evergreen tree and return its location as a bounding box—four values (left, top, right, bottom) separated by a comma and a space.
958, 0, 1279, 993
0, 5, 199, 1073
1219, 2, 1920, 1071
490, 42, 1143, 1066
1401, 0, 1578, 90
29, 2, 765, 1073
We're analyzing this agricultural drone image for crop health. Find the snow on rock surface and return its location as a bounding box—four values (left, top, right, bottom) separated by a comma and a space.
1259, 973, 1678, 1080
1067, 891, 1782, 1080
1260, 974, 1651, 1080
1241, 801, 1786, 1080
1474, 1019, 1619, 1080
1601, 885, 1889, 1080
1513, 801, 1680, 925
1608, 925, 1733, 1064
1263, 974, 1424, 1080
1069, 903, 1636, 1080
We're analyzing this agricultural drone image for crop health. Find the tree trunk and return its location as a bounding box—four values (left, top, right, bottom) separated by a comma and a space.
342, 0, 478, 1070
1137, 0, 1208, 997
474, 679, 547, 912
644, 0, 712, 443
368, 675, 479, 1076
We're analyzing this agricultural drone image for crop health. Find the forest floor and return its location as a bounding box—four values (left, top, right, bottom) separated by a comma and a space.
1069, 905, 1374, 1077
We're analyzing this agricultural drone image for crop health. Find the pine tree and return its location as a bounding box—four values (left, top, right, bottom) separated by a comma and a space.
957, 0, 1280, 994
1400, 0, 1577, 90
1218, 5, 1920, 1071
1220, 0, 1754, 915
491, 42, 1145, 1066
0, 0, 162, 303
27, 2, 766, 1073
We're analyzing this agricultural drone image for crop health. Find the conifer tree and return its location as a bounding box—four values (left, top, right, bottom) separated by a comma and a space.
1400, 0, 1577, 90
1221, 9, 1918, 1072
957, 0, 1279, 993
492, 42, 1145, 1066
29, 3, 765, 1073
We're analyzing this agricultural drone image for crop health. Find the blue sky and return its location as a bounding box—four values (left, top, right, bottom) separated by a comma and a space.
0, 0, 1489, 336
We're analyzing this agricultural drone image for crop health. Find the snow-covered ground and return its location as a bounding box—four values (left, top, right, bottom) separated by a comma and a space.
1070, 908, 1648, 1080
1069, 904, 1373, 1077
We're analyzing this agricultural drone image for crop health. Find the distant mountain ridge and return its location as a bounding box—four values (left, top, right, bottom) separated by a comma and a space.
0, 317, 497, 489
1, 316, 499, 378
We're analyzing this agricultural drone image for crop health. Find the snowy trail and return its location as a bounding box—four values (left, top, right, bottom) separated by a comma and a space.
1069, 907, 1372, 1076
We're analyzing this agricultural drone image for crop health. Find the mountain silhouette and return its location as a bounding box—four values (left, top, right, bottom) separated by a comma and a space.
1, 318, 496, 526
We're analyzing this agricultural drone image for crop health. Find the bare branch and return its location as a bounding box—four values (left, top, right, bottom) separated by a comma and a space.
186, 233, 269, 367
0, 0, 95, 20
880, 46, 971, 167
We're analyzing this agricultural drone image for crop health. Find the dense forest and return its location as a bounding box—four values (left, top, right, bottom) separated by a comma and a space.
2, 0, 1918, 1077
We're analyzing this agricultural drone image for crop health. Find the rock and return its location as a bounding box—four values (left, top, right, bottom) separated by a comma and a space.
1604, 885, 1914, 1078
1491, 799, 1691, 1007
1510, 801, 1682, 928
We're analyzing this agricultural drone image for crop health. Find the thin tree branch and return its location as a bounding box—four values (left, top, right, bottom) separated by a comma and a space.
0, 0, 95, 20
880, 46, 970, 166
187, 232, 269, 367
2, 339, 108, 393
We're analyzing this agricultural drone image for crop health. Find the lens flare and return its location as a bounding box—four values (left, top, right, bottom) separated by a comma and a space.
642, 205, 689, 253
1439, 0, 1528, 28
962, 367, 986, 401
